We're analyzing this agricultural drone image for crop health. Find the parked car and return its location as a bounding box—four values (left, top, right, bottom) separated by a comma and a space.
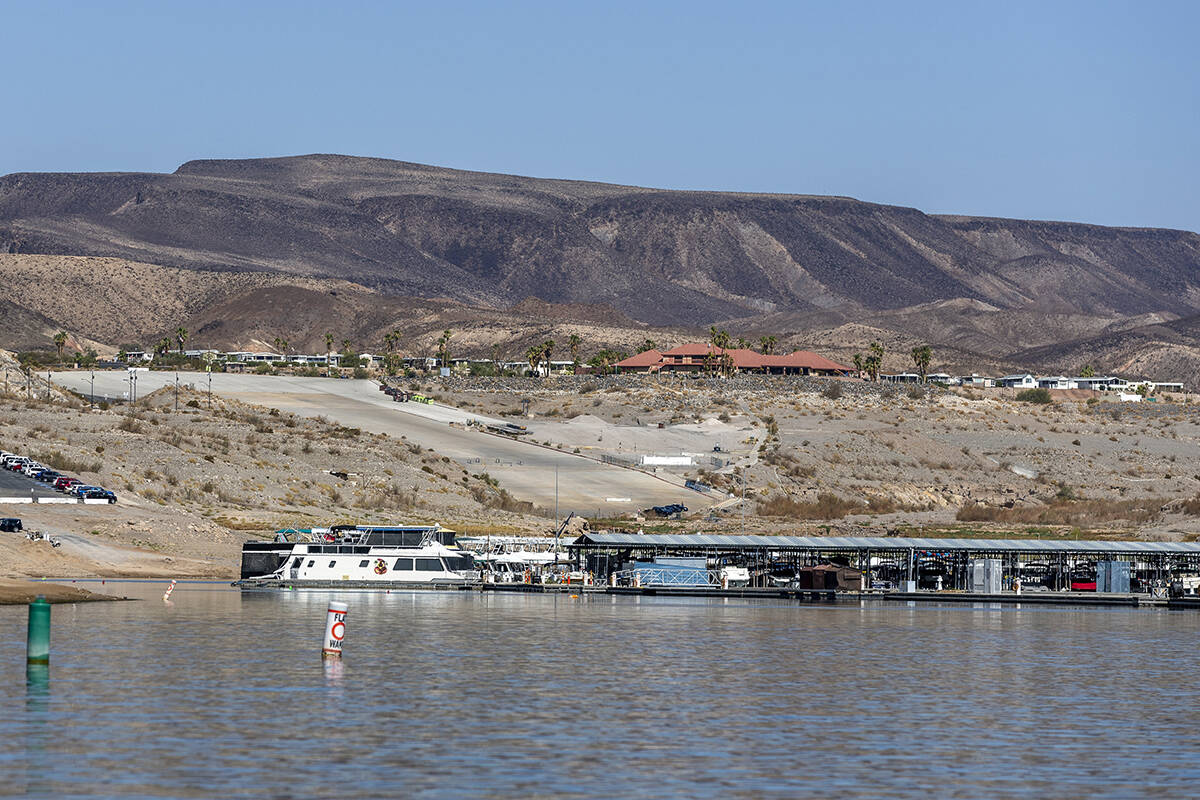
81, 488, 117, 504
54, 477, 80, 492
70, 485, 99, 497
36, 470, 62, 483
0, 518, 22, 532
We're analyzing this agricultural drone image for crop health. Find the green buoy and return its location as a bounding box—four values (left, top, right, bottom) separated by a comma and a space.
27, 595, 50, 665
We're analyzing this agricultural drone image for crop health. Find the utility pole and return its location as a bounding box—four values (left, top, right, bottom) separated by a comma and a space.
175, 371, 179, 412
741, 463, 746, 536
90, 370, 95, 409
207, 365, 212, 409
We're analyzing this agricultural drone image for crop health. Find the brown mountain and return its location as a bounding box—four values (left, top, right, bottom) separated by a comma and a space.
1, 154, 1198, 383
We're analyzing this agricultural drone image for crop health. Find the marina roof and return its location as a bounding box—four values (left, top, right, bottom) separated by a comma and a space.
570, 532, 1200, 555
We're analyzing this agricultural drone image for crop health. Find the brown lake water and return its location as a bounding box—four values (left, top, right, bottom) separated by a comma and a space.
3, 582, 1200, 798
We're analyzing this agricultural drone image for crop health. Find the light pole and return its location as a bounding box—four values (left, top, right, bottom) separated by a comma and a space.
741, 463, 746, 536
90, 370, 95, 409
175, 371, 179, 412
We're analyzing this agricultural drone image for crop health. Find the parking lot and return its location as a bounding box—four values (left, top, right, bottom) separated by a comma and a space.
0, 465, 61, 499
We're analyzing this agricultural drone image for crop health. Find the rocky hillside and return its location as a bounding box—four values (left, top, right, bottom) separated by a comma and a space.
2, 154, 1198, 324
1, 154, 1199, 383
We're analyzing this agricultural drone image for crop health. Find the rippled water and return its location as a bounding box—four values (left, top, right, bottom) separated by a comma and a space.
3, 582, 1199, 799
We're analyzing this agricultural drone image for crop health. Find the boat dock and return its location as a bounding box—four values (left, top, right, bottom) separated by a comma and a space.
234, 578, 1200, 609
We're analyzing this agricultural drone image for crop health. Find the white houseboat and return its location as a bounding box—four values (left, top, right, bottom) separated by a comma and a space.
236, 524, 476, 588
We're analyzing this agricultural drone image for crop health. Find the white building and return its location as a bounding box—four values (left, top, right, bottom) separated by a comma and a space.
1075, 376, 1128, 392
1037, 376, 1077, 390
959, 374, 994, 388
997, 374, 1037, 389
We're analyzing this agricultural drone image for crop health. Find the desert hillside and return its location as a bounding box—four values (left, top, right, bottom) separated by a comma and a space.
1, 155, 1198, 384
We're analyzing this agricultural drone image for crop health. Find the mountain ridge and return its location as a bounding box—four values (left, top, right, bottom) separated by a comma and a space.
1, 154, 1198, 385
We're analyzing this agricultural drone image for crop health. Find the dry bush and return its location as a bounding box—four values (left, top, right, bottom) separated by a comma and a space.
956, 497, 1165, 526
757, 492, 865, 519
34, 449, 102, 473
821, 382, 843, 400
1178, 496, 1200, 515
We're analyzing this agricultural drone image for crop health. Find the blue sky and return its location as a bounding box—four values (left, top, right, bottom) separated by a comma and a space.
2, 0, 1197, 230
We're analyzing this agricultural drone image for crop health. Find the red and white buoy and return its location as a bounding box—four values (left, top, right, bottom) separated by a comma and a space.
162, 579, 176, 602
322, 601, 349, 659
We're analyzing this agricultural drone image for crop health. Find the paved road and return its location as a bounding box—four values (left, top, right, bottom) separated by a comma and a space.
51, 371, 709, 513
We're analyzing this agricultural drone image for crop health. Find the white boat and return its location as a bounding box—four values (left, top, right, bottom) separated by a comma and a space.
236, 524, 475, 587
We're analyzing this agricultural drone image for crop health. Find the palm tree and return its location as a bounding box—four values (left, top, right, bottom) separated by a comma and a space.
910, 345, 932, 382
436, 329, 452, 368
637, 339, 657, 354
525, 344, 544, 376
760, 335, 777, 355
175, 327, 188, 354
52, 331, 68, 361
708, 326, 733, 377
864, 341, 884, 382
157, 337, 172, 357
541, 339, 555, 375
273, 336, 288, 354
567, 334, 582, 367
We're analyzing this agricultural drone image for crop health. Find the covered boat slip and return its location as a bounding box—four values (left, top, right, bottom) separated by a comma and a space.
568, 532, 1200, 594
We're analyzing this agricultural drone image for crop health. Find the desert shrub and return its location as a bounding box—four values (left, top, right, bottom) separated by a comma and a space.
757, 492, 864, 519
34, 450, 102, 473
821, 382, 843, 400
906, 386, 925, 400
1016, 388, 1052, 404
956, 497, 1163, 525
470, 485, 536, 514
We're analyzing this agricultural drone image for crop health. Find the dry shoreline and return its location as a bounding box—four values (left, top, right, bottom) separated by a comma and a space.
0, 579, 131, 605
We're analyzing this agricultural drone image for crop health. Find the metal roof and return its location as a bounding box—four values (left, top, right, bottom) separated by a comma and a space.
570, 532, 1200, 555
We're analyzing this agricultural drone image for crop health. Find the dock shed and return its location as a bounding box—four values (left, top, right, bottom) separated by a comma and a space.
568, 532, 1200, 591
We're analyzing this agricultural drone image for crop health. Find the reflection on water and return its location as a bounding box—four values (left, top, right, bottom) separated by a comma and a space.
3, 583, 1200, 799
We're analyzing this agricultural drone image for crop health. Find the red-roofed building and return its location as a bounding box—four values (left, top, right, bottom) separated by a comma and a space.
612, 349, 664, 372
615, 344, 851, 375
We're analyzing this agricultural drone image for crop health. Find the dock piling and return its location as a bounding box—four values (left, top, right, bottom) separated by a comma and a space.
27, 595, 50, 665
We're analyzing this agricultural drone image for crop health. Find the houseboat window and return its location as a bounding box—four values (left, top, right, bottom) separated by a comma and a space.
415, 558, 442, 571
306, 560, 315, 567
443, 555, 474, 571
359, 560, 370, 568
328, 560, 336, 567
394, 558, 414, 571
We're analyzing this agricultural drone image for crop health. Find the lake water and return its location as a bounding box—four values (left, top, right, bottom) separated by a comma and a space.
3, 582, 1200, 799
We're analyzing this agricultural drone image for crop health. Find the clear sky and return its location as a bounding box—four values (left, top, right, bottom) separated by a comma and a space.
2, 0, 1197, 231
